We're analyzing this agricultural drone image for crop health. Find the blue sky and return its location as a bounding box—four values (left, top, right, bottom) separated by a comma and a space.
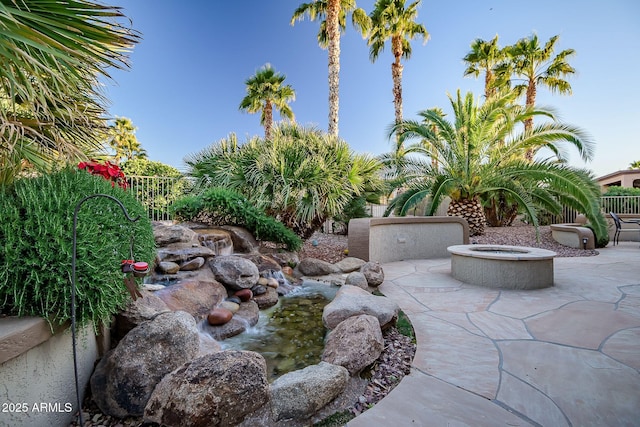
104, 0, 640, 177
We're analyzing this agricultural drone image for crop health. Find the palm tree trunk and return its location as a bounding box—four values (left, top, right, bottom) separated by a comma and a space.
448, 197, 486, 236
524, 78, 536, 161
391, 36, 404, 126
327, 0, 341, 137
264, 101, 273, 140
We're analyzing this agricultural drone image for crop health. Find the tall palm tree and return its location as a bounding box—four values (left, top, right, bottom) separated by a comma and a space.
368, 0, 428, 132
386, 90, 605, 239
291, 0, 370, 136
499, 34, 576, 159
462, 35, 506, 99
107, 117, 147, 164
0, 0, 139, 186
239, 64, 295, 141
629, 160, 640, 170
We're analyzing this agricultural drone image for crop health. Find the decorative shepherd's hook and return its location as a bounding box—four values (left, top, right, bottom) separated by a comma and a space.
71, 194, 140, 426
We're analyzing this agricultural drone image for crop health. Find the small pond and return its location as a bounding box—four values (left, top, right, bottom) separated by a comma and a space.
216, 281, 339, 382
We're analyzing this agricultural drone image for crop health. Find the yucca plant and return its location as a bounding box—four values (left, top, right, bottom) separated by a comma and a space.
385, 89, 607, 239
185, 123, 383, 239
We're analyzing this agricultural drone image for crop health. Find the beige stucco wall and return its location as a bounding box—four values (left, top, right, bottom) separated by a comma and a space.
348, 216, 469, 263
0, 318, 105, 427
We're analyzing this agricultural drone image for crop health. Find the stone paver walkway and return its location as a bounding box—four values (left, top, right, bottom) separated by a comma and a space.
347, 242, 640, 427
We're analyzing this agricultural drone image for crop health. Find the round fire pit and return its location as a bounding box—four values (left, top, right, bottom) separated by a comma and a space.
447, 244, 556, 290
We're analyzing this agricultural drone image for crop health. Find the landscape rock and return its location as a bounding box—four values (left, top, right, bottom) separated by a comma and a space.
179, 256, 205, 271
91, 311, 200, 418
237, 253, 282, 273
270, 362, 349, 421
252, 287, 279, 309
195, 228, 234, 256
204, 300, 260, 340
361, 261, 385, 286
153, 280, 226, 320
209, 256, 260, 291
207, 308, 233, 326
345, 271, 369, 290
334, 257, 366, 273
144, 351, 269, 427
222, 225, 260, 253
153, 224, 198, 246
156, 244, 216, 263
322, 314, 384, 374
158, 261, 180, 274
297, 258, 340, 276
322, 285, 399, 330
113, 290, 171, 340
263, 250, 299, 268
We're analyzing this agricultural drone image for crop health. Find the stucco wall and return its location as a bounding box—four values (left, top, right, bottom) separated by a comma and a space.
348, 216, 469, 263
0, 318, 106, 427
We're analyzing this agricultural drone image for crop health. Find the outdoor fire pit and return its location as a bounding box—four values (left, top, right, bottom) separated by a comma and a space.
447, 244, 556, 290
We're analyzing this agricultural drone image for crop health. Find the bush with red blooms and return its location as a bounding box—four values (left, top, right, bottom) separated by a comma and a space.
78, 160, 128, 189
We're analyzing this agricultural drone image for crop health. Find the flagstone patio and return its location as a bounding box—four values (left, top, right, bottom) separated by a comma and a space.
347, 242, 640, 427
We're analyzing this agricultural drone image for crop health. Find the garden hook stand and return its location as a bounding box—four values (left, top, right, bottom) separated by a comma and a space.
71, 194, 145, 426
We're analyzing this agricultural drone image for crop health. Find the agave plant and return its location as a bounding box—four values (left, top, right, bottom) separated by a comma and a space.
186, 124, 383, 238
386, 89, 606, 239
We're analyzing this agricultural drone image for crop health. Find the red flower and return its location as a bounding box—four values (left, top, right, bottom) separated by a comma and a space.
78, 160, 128, 190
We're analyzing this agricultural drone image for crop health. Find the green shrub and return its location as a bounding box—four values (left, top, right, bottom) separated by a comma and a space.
603, 186, 640, 197
330, 195, 371, 235
185, 124, 382, 239
0, 168, 154, 329
586, 224, 610, 248
171, 187, 302, 251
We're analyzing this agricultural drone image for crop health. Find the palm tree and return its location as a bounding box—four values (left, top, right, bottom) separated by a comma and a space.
239, 64, 295, 140
368, 0, 428, 132
107, 117, 147, 164
0, 0, 139, 186
630, 160, 640, 169
499, 34, 576, 159
386, 90, 605, 239
291, 0, 370, 136
462, 35, 506, 99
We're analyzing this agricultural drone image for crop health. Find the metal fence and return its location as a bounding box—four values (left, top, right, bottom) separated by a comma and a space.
551, 196, 640, 223
124, 176, 640, 226
126, 175, 192, 221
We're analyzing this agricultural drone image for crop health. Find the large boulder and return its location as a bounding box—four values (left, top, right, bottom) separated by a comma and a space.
270, 362, 349, 421
322, 285, 399, 330
361, 262, 384, 286
236, 253, 281, 274
154, 223, 198, 246
297, 258, 340, 276
113, 290, 171, 340
91, 311, 200, 417
221, 225, 260, 253
153, 280, 227, 320
334, 257, 366, 273
144, 351, 269, 427
322, 314, 384, 375
209, 256, 260, 291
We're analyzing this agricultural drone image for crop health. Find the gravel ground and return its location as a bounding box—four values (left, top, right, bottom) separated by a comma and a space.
301, 223, 598, 261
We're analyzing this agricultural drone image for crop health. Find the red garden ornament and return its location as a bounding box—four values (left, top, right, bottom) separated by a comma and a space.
78, 160, 128, 190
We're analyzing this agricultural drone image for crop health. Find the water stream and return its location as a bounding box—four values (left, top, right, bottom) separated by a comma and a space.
215, 281, 339, 382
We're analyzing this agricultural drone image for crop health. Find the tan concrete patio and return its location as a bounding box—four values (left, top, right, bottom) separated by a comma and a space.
347, 242, 640, 427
